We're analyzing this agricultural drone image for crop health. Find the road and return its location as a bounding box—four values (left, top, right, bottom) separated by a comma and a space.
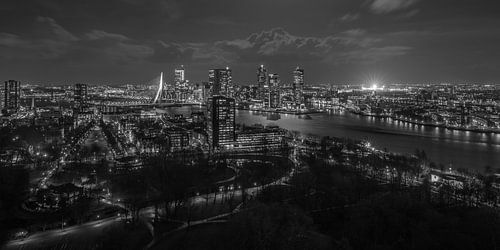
4, 217, 122, 250
4, 153, 299, 250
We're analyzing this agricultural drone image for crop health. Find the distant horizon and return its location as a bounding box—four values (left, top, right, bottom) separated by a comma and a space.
10, 74, 500, 88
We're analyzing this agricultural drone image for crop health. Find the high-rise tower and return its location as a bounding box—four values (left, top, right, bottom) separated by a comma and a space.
268, 73, 280, 108
3, 80, 21, 114
74, 83, 88, 108
174, 66, 185, 87
293, 67, 304, 104
174, 66, 187, 102
257, 65, 268, 100
207, 95, 235, 150
209, 67, 233, 98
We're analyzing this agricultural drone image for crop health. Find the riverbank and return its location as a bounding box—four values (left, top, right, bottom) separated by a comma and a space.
236, 109, 500, 171
238, 108, 322, 115
348, 109, 500, 134
241, 106, 500, 134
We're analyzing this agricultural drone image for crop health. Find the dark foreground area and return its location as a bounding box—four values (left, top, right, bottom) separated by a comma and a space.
2, 137, 500, 250
151, 155, 500, 250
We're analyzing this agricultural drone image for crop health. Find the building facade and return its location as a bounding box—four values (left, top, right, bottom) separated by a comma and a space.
3, 80, 21, 114
293, 67, 304, 105
166, 127, 190, 152
209, 68, 233, 98
174, 66, 185, 87
207, 96, 235, 150
74, 83, 88, 108
235, 125, 285, 152
257, 65, 268, 101
268, 73, 281, 108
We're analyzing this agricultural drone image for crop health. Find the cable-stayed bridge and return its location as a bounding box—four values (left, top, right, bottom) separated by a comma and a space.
106, 72, 202, 108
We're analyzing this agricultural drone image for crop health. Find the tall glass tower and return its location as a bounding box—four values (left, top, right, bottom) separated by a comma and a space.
257, 65, 268, 100
293, 66, 304, 104
209, 67, 233, 98
207, 96, 235, 151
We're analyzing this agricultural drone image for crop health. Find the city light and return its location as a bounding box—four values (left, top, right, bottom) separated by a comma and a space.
1, 2, 499, 249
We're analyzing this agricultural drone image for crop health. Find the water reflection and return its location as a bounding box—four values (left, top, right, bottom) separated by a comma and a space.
236, 109, 500, 171
160, 106, 499, 171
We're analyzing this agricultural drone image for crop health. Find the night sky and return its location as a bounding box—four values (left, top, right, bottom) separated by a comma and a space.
1, 0, 499, 85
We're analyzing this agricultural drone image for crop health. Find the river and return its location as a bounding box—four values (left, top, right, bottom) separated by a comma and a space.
162, 106, 500, 171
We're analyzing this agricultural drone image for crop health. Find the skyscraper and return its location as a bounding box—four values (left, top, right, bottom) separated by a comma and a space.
207, 96, 235, 150
257, 65, 268, 100
268, 73, 280, 108
174, 66, 185, 87
3, 80, 21, 113
293, 67, 304, 104
74, 83, 88, 108
269, 73, 280, 88
174, 66, 187, 102
209, 67, 233, 97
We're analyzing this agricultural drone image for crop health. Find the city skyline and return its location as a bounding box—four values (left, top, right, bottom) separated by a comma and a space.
1, 0, 500, 84
2, 1, 500, 249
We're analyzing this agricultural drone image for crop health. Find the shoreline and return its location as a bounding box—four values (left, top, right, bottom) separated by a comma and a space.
348, 110, 500, 134
238, 107, 500, 134
238, 108, 322, 115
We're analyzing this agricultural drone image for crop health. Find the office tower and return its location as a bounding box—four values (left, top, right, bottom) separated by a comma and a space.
269, 90, 280, 109
293, 66, 304, 104
207, 96, 235, 150
74, 83, 88, 108
268, 73, 280, 88
3, 80, 21, 113
192, 82, 204, 103
202, 82, 211, 103
268, 73, 280, 108
250, 85, 259, 99
208, 67, 233, 97
174, 66, 185, 87
174, 66, 187, 102
257, 65, 268, 100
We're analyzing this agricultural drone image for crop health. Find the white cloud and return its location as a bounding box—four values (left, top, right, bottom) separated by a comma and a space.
339, 13, 360, 22
370, 0, 419, 14
84, 30, 130, 41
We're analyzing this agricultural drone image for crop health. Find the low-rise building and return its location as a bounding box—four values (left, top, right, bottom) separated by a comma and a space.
234, 125, 285, 152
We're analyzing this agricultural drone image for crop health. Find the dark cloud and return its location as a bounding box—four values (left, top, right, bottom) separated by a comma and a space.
181, 27, 409, 65
0, 0, 500, 84
135, 27, 377, 64
0, 17, 153, 65
34, 16, 78, 41
148, 41, 195, 63
0, 33, 24, 47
